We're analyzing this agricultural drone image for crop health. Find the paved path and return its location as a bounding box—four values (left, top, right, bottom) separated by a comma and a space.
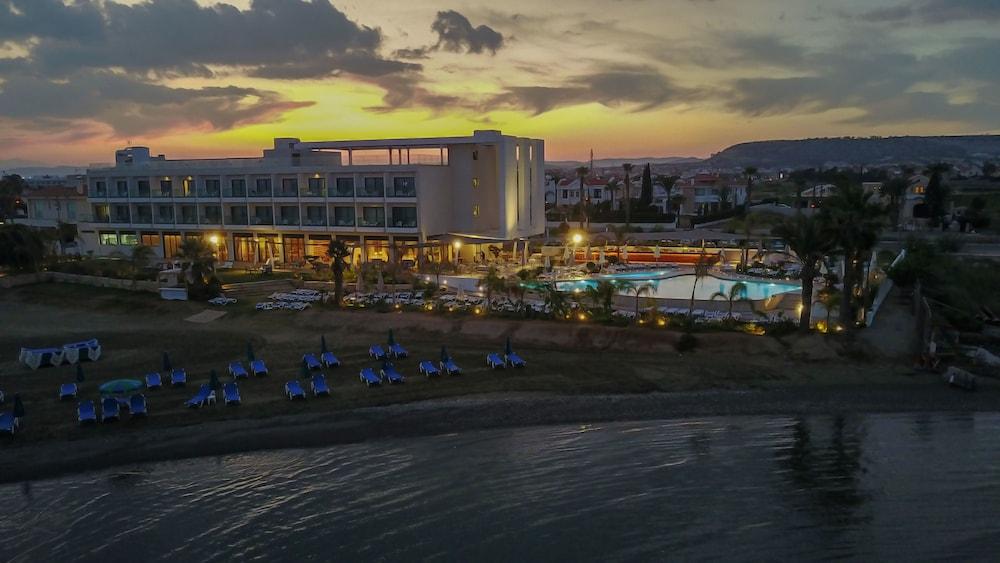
862, 289, 917, 360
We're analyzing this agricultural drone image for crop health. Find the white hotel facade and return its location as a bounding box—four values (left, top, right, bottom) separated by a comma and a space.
83, 130, 545, 265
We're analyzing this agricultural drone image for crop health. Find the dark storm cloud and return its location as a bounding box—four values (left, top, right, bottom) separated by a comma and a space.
395, 10, 505, 59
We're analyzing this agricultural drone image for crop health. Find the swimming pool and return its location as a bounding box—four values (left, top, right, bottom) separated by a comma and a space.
557, 274, 800, 301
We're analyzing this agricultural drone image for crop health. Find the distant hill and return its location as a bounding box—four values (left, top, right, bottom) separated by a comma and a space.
0, 160, 87, 177
707, 135, 1000, 169
546, 156, 702, 169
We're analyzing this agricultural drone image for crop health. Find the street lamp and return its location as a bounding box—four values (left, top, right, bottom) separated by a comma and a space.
453, 240, 462, 266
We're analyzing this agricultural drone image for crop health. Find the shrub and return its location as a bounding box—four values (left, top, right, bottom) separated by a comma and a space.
675, 331, 698, 352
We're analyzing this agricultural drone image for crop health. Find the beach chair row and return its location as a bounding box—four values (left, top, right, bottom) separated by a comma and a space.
19, 338, 101, 369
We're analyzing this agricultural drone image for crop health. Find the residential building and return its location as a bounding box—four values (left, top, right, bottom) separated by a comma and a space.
14, 185, 90, 229
82, 131, 545, 265
674, 173, 746, 216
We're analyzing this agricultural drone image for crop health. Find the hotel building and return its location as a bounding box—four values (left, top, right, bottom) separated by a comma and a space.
83, 130, 545, 265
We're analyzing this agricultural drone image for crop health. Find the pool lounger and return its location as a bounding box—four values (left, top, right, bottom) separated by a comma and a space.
145, 372, 162, 390
59, 383, 78, 400
170, 368, 187, 387
369, 345, 386, 360
0, 411, 17, 434
129, 394, 148, 417
381, 365, 405, 384
185, 385, 212, 408
285, 380, 307, 400
441, 359, 462, 375
321, 351, 340, 368
389, 343, 408, 359
223, 382, 241, 405
303, 353, 322, 371
101, 397, 120, 422
251, 359, 269, 377
359, 368, 381, 387
418, 361, 440, 377
229, 362, 249, 379
486, 353, 506, 369
506, 352, 526, 368
77, 400, 97, 424
311, 374, 330, 397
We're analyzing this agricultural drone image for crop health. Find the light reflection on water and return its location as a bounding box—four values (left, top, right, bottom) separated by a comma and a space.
557, 274, 800, 301
2, 413, 999, 561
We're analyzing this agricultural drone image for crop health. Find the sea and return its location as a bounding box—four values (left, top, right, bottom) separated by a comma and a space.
3, 413, 999, 561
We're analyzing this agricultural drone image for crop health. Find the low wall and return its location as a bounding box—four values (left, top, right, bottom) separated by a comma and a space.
0, 271, 159, 292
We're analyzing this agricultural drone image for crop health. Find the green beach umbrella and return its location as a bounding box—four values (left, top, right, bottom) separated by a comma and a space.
321, 335, 328, 354
13, 394, 25, 418
388, 329, 396, 346
99, 379, 143, 395
440, 346, 450, 362
75, 364, 86, 383
162, 352, 172, 372
247, 341, 256, 362
505, 336, 513, 356
209, 369, 220, 391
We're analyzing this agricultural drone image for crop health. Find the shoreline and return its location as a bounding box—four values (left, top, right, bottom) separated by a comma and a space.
5, 385, 1000, 485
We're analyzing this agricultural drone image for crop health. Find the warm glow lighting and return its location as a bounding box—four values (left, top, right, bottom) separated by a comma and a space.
578, 313, 586, 321
572, 233, 583, 245
657, 318, 666, 326
209, 235, 219, 245
453, 240, 462, 249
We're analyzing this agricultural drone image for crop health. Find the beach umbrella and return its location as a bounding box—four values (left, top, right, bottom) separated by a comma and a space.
209, 369, 220, 391
598, 247, 606, 264
13, 394, 25, 419
505, 336, 513, 356
654, 244, 661, 262
523, 241, 529, 265
247, 341, 256, 362
75, 364, 86, 383
440, 346, 450, 362
544, 255, 551, 271
388, 329, 396, 346
622, 245, 629, 263
562, 244, 572, 264
376, 269, 385, 293
162, 352, 172, 372
321, 335, 328, 353
99, 379, 143, 395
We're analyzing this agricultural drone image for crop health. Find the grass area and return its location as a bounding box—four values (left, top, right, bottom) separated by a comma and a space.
0, 282, 917, 449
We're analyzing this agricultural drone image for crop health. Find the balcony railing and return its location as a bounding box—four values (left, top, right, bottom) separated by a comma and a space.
302, 187, 325, 197
198, 189, 221, 198
357, 186, 385, 198
303, 217, 327, 226
178, 215, 198, 225
391, 219, 418, 228
135, 213, 153, 224
333, 218, 355, 227
252, 216, 274, 226
92, 215, 110, 223
277, 216, 300, 226
112, 214, 131, 223
154, 215, 175, 224
329, 184, 354, 197
228, 216, 249, 225
200, 216, 222, 225
358, 218, 385, 228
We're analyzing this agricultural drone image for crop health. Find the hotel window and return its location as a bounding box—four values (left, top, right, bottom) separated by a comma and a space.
159, 179, 173, 197
202, 179, 221, 197
392, 177, 416, 197
472, 150, 479, 161
913, 185, 926, 194
141, 233, 160, 247
360, 206, 385, 227
229, 178, 246, 197
472, 205, 480, 217
307, 177, 326, 196
137, 180, 150, 197
181, 177, 195, 197
253, 178, 272, 197
361, 177, 384, 197
115, 180, 128, 197
593, 188, 602, 199
472, 177, 480, 188
93, 181, 107, 196
119, 232, 139, 246
99, 232, 119, 245
332, 177, 354, 197
279, 178, 298, 197
390, 206, 417, 228
307, 235, 332, 261
333, 206, 355, 227
562, 189, 568, 199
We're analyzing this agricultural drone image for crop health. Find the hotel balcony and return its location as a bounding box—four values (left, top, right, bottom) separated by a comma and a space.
227, 206, 249, 225
302, 178, 325, 197
200, 205, 222, 225
302, 206, 327, 227
276, 206, 300, 226
177, 205, 198, 225
130, 182, 152, 199
132, 205, 153, 225
276, 179, 298, 198
251, 206, 274, 226
224, 181, 247, 198
328, 181, 354, 198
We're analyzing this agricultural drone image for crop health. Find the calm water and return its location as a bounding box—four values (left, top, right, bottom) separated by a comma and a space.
3, 414, 1000, 561
558, 274, 801, 300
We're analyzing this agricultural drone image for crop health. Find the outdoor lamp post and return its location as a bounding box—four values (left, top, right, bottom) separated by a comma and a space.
572, 233, 583, 264
453, 240, 462, 266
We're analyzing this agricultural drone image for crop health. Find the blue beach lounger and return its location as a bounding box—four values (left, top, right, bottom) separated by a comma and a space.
486, 353, 506, 369
285, 380, 306, 400
311, 374, 330, 397
321, 351, 340, 368
303, 353, 322, 371
223, 382, 241, 406
185, 385, 212, 408
389, 343, 408, 359
506, 352, 526, 368
381, 364, 404, 384
130, 394, 148, 417
441, 358, 462, 375
369, 345, 386, 360
101, 397, 120, 422
251, 359, 268, 377
77, 400, 97, 424
359, 368, 381, 387
59, 383, 78, 400
418, 361, 440, 377
145, 372, 162, 390
0, 412, 16, 434
229, 362, 249, 379
171, 368, 187, 387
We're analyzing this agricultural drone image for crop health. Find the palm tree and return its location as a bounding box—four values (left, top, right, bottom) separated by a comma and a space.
772, 214, 837, 330
657, 175, 678, 215
479, 266, 506, 312
822, 182, 885, 329
739, 212, 757, 272
743, 166, 758, 213
326, 239, 352, 306
575, 166, 589, 228
622, 163, 634, 227
177, 237, 217, 299
710, 281, 748, 319
0, 224, 46, 272
541, 283, 570, 318
130, 244, 155, 287
618, 281, 655, 321
687, 251, 713, 317
585, 280, 617, 318
881, 177, 908, 231
605, 179, 620, 213
609, 224, 630, 263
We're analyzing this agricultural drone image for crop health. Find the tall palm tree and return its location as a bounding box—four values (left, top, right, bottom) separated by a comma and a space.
743, 166, 758, 213
610, 224, 630, 263
881, 177, 909, 231
657, 175, 678, 215
772, 214, 837, 330
585, 280, 617, 318
479, 266, 506, 312
622, 163, 634, 227
130, 244, 155, 287
575, 166, 589, 228
618, 281, 655, 321
326, 239, 352, 306
687, 251, 713, 317
605, 179, 620, 213
822, 182, 885, 329
541, 283, 570, 318
710, 281, 748, 319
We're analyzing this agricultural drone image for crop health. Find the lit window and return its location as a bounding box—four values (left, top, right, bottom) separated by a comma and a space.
472, 177, 480, 188
472, 205, 480, 217
99, 232, 119, 245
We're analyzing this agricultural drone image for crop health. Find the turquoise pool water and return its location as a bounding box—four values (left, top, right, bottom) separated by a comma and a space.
557, 274, 800, 301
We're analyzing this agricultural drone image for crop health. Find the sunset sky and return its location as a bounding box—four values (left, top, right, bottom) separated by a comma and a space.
1, 0, 998, 165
